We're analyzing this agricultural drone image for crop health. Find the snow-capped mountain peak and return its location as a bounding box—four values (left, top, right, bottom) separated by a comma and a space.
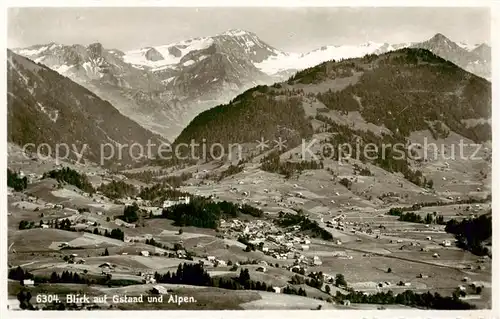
255, 41, 388, 76
219, 28, 254, 37
457, 42, 481, 51
12, 31, 491, 141
124, 37, 214, 71
122, 28, 285, 71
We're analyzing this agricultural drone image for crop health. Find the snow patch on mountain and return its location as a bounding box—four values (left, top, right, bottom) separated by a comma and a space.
221, 29, 249, 37
256, 42, 385, 75
124, 37, 214, 69
55, 64, 73, 74
17, 46, 50, 56
457, 42, 481, 51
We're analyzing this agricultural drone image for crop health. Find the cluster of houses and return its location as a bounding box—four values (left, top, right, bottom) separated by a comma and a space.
115, 218, 136, 229
23, 195, 65, 210
204, 255, 227, 267
322, 214, 347, 229
221, 219, 278, 238
140, 271, 156, 284
99, 262, 114, 275
122, 196, 151, 206
220, 218, 329, 266
138, 248, 188, 259
17, 171, 43, 184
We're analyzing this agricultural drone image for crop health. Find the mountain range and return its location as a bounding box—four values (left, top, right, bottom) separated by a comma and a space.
176, 48, 491, 147
7, 49, 164, 167
11, 30, 491, 144
174, 48, 491, 187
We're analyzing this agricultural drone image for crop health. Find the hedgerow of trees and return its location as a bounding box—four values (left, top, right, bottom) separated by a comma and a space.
43, 167, 94, 194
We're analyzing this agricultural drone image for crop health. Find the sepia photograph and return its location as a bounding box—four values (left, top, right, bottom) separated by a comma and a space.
3, 2, 495, 314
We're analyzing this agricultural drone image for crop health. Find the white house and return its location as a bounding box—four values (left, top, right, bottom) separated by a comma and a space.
140, 251, 150, 257
207, 256, 216, 261
152, 285, 168, 295
23, 279, 34, 287
312, 256, 322, 266
442, 240, 451, 247
162, 196, 190, 209
301, 245, 310, 251
215, 259, 226, 267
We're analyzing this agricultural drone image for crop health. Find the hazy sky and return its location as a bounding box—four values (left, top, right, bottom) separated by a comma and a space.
8, 7, 490, 52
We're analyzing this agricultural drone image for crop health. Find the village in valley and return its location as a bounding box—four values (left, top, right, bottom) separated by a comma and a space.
6, 136, 492, 310
6, 6, 493, 312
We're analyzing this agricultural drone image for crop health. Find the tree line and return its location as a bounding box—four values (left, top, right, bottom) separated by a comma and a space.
174, 92, 313, 159
315, 114, 433, 188
445, 213, 492, 256
160, 197, 263, 229
387, 195, 491, 213
260, 151, 323, 179
21, 214, 126, 241
137, 183, 191, 205
153, 263, 304, 296
8, 169, 28, 191
43, 167, 94, 194
97, 180, 138, 200
334, 289, 475, 310
276, 210, 333, 240
387, 208, 445, 225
